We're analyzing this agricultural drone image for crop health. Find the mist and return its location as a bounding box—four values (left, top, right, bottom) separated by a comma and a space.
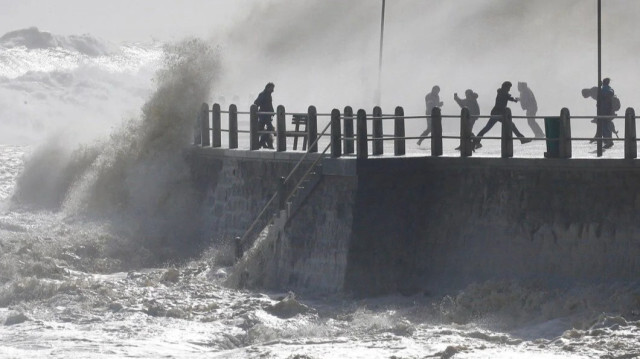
213, 0, 640, 136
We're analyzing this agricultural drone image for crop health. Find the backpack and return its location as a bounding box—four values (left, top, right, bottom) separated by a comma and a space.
613, 96, 621, 112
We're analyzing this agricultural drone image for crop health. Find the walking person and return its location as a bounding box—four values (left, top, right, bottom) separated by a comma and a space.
597, 77, 616, 149
453, 89, 480, 151
473, 81, 532, 149
254, 82, 275, 149
582, 84, 619, 145
417, 85, 443, 145
517, 82, 544, 138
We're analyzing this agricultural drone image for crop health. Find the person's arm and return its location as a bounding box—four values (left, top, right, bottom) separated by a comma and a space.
254, 93, 263, 107
453, 94, 463, 107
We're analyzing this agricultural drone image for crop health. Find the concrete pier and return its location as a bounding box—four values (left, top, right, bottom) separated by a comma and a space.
189, 147, 640, 297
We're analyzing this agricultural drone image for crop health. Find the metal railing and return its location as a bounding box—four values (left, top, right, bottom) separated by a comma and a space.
196, 102, 638, 159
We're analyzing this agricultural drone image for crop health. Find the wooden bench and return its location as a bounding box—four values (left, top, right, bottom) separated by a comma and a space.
291, 115, 308, 150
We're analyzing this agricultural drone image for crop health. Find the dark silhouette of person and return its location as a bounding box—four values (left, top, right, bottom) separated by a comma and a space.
583, 79, 618, 148
597, 77, 615, 149
417, 85, 443, 145
254, 82, 275, 149
517, 82, 544, 138
473, 81, 532, 149
453, 89, 480, 150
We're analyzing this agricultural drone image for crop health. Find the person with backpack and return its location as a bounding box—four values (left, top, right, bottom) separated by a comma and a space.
583, 83, 620, 146
596, 78, 617, 149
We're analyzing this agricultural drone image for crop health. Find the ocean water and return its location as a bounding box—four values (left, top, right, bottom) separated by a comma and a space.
0, 28, 639, 359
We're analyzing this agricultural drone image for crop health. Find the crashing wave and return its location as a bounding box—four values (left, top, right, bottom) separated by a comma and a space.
0, 27, 115, 56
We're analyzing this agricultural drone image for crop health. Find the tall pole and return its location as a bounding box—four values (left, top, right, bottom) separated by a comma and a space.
376, 0, 386, 105
597, 0, 602, 88
597, 0, 603, 156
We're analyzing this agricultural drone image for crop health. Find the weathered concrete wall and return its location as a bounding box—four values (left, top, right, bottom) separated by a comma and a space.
345, 157, 640, 296
188, 148, 640, 297
188, 148, 318, 244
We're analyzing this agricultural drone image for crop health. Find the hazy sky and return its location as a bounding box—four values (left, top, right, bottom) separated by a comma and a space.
0, 0, 249, 42
2, 0, 638, 121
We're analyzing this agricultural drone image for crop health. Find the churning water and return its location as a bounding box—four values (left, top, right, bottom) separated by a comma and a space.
0, 27, 639, 359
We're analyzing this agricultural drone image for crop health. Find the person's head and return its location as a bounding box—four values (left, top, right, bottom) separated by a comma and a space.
603, 78, 610, 86
265, 82, 275, 93
464, 89, 474, 98
501, 81, 512, 90
432, 85, 440, 94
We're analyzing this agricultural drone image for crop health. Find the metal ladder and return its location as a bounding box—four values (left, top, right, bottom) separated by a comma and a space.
237, 122, 332, 256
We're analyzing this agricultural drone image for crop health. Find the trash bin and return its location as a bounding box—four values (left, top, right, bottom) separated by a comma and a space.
544, 117, 560, 158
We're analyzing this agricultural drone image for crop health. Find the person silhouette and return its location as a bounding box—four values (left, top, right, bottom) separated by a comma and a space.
417, 85, 443, 145
517, 82, 544, 138
583, 79, 619, 147
597, 78, 616, 149
453, 89, 480, 151
254, 82, 275, 149
473, 81, 532, 149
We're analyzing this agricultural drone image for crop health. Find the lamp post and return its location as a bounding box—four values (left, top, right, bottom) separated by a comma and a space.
376, 0, 386, 105
596, 0, 603, 156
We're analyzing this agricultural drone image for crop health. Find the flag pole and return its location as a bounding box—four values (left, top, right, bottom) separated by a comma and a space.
596, 0, 603, 156
376, 0, 386, 105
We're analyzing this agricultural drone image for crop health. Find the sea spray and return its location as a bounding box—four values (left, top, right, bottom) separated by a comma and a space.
11, 38, 220, 265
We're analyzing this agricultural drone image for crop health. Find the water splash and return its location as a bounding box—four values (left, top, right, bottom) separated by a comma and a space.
11, 38, 220, 265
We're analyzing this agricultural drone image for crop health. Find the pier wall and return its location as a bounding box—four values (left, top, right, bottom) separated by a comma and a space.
189, 148, 640, 296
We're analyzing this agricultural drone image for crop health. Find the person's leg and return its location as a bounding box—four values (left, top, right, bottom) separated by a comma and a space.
603, 119, 613, 147
527, 110, 544, 138
417, 118, 432, 145
473, 116, 498, 149
265, 119, 275, 148
476, 116, 497, 138
257, 116, 267, 147
512, 122, 532, 144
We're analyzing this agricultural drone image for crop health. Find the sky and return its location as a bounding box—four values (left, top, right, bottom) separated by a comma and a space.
2, 0, 639, 130
0, 0, 250, 42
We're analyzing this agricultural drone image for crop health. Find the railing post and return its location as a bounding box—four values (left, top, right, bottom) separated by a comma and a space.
625, 107, 637, 159
194, 103, 204, 145
331, 109, 342, 158
596, 116, 603, 157
501, 108, 514, 158
460, 107, 472, 157
277, 105, 286, 152
200, 103, 210, 147
559, 107, 572, 159
394, 106, 405, 156
357, 109, 368, 159
344, 106, 355, 155
431, 107, 443, 157
212, 103, 222, 148
307, 106, 318, 153
229, 104, 238, 149
372, 106, 383, 155
250, 104, 259, 150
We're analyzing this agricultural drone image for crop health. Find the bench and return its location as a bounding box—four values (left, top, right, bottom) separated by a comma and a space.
291, 115, 308, 150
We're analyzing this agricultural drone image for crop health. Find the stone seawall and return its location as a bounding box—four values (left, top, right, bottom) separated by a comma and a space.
189, 147, 640, 297
346, 157, 640, 296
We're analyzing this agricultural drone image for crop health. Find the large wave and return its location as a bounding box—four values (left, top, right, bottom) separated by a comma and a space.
11, 38, 220, 266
